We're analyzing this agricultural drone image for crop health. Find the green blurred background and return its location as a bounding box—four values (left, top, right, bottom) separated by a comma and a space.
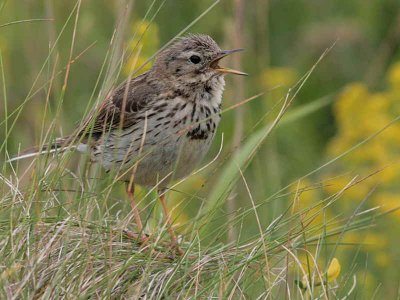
1, 0, 400, 297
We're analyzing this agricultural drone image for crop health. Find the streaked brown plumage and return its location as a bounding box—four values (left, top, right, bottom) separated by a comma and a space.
10, 34, 246, 253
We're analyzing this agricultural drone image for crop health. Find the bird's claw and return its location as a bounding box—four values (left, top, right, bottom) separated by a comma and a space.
123, 229, 149, 245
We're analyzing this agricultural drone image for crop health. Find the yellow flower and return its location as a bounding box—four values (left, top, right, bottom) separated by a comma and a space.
296, 257, 341, 290
362, 232, 388, 250
342, 232, 360, 244
343, 232, 387, 251
325, 258, 341, 282
123, 20, 159, 75
373, 192, 400, 219
378, 164, 400, 183
320, 61, 400, 293
290, 180, 338, 232
322, 175, 370, 198
334, 83, 368, 129
291, 179, 320, 209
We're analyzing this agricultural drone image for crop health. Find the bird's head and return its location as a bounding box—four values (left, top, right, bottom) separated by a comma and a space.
154, 34, 247, 83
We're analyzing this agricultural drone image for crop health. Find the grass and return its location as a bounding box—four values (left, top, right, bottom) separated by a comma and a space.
0, 162, 383, 298
0, 157, 387, 299
0, 1, 396, 299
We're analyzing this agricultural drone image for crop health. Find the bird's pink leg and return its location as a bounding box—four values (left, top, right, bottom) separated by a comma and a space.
158, 190, 183, 255
125, 182, 147, 242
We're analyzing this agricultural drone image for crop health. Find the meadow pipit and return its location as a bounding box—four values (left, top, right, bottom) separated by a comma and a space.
11, 34, 246, 253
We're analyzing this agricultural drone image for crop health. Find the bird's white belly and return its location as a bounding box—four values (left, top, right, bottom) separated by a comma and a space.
131, 135, 213, 187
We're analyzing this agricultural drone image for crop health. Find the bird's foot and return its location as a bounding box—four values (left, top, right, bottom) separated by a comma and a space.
171, 244, 184, 258
123, 229, 185, 259
123, 229, 150, 245
168, 235, 184, 257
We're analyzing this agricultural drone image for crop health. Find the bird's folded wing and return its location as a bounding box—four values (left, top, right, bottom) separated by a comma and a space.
76, 72, 158, 140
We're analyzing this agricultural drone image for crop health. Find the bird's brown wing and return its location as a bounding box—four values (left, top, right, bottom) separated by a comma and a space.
76, 72, 159, 140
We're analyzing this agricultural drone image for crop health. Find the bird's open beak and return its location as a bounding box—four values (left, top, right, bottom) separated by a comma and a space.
210, 49, 248, 76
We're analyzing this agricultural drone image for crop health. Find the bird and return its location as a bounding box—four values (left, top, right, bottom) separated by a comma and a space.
9, 34, 246, 253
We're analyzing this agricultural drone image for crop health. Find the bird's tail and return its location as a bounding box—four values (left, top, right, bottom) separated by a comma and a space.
7, 136, 88, 163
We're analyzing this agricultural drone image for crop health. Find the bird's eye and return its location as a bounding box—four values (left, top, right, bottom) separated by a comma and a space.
189, 55, 201, 64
